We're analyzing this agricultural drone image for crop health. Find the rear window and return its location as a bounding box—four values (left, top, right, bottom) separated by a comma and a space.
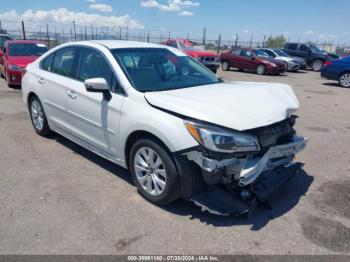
0, 35, 12, 47
286, 43, 297, 50
40, 53, 55, 72
8, 43, 48, 56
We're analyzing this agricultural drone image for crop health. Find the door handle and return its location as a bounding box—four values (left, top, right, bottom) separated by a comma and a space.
38, 77, 45, 84
67, 90, 78, 99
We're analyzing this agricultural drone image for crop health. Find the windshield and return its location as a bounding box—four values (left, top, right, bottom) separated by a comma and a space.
253, 49, 270, 58
308, 45, 324, 53
178, 42, 204, 51
112, 48, 220, 92
8, 43, 48, 56
273, 49, 290, 57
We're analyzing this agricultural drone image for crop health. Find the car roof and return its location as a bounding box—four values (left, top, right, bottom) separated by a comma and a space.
6, 40, 45, 45
82, 40, 166, 49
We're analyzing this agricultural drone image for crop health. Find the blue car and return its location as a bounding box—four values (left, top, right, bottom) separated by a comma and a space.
321, 56, 350, 87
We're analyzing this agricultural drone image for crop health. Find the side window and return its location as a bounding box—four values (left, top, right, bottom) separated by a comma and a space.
287, 43, 297, 50
231, 49, 241, 55
52, 48, 76, 77
77, 48, 122, 94
40, 53, 55, 72
241, 50, 252, 57
300, 45, 310, 52
169, 41, 178, 48
265, 50, 275, 57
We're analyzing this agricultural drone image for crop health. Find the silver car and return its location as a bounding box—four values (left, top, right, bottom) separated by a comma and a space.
260, 48, 306, 72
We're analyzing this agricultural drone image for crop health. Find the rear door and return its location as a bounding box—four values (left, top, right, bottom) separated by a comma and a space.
285, 43, 298, 56
66, 47, 125, 157
239, 49, 255, 70
226, 49, 241, 68
39, 47, 78, 132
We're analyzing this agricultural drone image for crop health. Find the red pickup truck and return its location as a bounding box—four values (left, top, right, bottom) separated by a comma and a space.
162, 39, 220, 73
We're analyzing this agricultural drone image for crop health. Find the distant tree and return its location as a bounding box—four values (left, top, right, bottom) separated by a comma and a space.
266, 35, 286, 48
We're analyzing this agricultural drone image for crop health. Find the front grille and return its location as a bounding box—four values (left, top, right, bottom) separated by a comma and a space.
200, 57, 218, 62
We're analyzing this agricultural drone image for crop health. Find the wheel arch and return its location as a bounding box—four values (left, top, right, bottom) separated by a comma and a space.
124, 129, 202, 199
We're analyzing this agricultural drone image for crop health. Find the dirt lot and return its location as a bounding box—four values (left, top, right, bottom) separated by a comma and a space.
0, 69, 350, 255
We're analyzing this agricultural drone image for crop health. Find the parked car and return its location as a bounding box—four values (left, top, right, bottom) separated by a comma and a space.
283, 43, 337, 71
0, 34, 13, 49
163, 39, 220, 73
321, 56, 350, 88
220, 48, 286, 75
341, 52, 350, 58
0, 40, 48, 87
22, 41, 307, 215
260, 48, 307, 71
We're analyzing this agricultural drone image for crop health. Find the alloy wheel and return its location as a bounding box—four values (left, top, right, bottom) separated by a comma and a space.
312, 60, 323, 71
134, 147, 167, 196
257, 65, 265, 75
339, 73, 350, 88
31, 100, 44, 131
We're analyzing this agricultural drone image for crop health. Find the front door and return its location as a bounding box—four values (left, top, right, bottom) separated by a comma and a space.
66, 47, 125, 157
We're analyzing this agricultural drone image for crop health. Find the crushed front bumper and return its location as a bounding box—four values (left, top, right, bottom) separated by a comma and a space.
185, 136, 307, 187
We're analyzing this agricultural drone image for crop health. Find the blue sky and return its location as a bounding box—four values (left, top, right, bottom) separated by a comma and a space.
0, 0, 349, 44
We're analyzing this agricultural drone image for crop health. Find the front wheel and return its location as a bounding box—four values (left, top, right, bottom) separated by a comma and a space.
312, 60, 324, 71
339, 73, 350, 88
222, 61, 230, 71
256, 64, 266, 75
129, 138, 181, 205
29, 95, 52, 136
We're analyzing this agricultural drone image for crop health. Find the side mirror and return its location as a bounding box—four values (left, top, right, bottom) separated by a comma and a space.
84, 78, 111, 100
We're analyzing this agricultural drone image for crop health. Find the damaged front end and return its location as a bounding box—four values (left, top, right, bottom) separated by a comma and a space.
183, 117, 307, 216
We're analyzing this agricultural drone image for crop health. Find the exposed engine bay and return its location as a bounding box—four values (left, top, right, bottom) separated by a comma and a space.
183, 117, 308, 215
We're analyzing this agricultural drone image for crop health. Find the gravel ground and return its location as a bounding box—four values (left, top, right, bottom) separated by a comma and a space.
0, 69, 350, 255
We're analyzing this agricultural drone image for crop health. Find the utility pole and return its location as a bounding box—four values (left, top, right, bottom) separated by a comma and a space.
0, 20, 2, 33
168, 31, 171, 40
147, 30, 150, 43
217, 34, 221, 55
262, 35, 266, 48
249, 34, 253, 47
119, 27, 122, 40
70, 28, 73, 42
73, 19, 77, 41
21, 20, 26, 40
46, 24, 50, 47
202, 27, 206, 46
234, 34, 238, 47
85, 26, 87, 40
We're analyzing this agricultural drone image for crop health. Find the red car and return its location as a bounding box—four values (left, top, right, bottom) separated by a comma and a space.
163, 39, 220, 73
220, 48, 286, 75
0, 40, 48, 87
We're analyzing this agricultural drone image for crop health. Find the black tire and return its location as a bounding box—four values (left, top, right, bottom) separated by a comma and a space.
29, 95, 52, 136
129, 137, 181, 205
256, 64, 266, 75
311, 60, 324, 72
221, 61, 230, 71
238, 68, 244, 72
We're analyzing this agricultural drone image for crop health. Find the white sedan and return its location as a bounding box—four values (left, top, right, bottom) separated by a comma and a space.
22, 41, 307, 215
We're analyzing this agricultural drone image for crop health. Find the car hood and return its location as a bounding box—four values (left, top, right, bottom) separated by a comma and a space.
265, 57, 285, 65
185, 50, 217, 58
144, 82, 299, 131
7, 56, 39, 68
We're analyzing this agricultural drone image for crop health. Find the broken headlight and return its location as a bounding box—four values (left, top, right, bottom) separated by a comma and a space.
184, 120, 260, 153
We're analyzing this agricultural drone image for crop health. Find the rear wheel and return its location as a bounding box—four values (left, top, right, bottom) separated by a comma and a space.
312, 60, 324, 71
29, 95, 52, 136
339, 73, 350, 88
129, 138, 181, 205
256, 64, 266, 75
222, 61, 230, 71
